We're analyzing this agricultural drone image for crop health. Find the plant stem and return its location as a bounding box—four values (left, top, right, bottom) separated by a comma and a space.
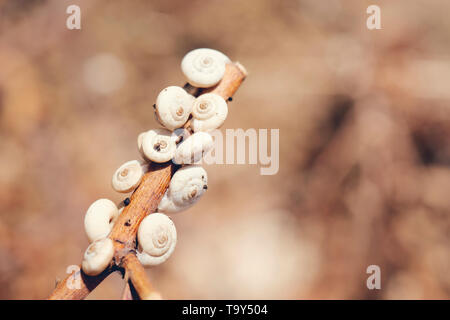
122, 252, 160, 300
48, 266, 113, 300
47, 62, 247, 300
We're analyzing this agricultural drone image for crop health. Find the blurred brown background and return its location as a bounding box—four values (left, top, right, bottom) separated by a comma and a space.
0, 0, 449, 299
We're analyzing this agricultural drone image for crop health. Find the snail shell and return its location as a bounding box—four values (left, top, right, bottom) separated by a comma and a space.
158, 165, 208, 213
141, 128, 177, 163
84, 199, 119, 242
171, 127, 191, 144
112, 160, 147, 193
191, 93, 228, 132
137, 131, 149, 161
173, 132, 213, 165
155, 86, 195, 131
181, 48, 230, 88
82, 238, 114, 276
137, 213, 177, 267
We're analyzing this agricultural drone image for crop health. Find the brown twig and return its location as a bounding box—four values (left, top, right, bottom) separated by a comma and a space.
48, 265, 113, 300
121, 280, 133, 300
121, 268, 141, 300
122, 252, 161, 300
47, 62, 247, 300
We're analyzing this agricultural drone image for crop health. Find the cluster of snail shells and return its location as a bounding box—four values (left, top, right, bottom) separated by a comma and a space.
81, 48, 231, 276
82, 199, 118, 276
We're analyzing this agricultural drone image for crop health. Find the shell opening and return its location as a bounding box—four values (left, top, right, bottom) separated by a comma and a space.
154, 140, 167, 152
120, 168, 129, 177
201, 56, 213, 66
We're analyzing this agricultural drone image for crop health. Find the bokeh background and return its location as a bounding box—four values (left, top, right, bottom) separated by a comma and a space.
1, 0, 449, 299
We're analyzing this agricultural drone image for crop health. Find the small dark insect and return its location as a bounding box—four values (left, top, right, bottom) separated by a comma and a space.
227, 97, 233, 102
124, 198, 131, 206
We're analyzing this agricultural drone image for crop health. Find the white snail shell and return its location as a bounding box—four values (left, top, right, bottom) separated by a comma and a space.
82, 238, 114, 276
84, 199, 119, 243
112, 160, 147, 193
181, 48, 230, 88
142, 128, 177, 163
171, 127, 191, 144
137, 213, 177, 267
158, 165, 208, 213
155, 86, 195, 131
137, 131, 149, 161
191, 93, 228, 132
173, 132, 213, 165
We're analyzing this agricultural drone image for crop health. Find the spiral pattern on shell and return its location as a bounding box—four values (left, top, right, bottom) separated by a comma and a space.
181, 48, 230, 88
155, 86, 195, 131
142, 128, 177, 163
158, 165, 208, 213
137, 213, 177, 267
112, 160, 146, 193
173, 132, 213, 165
82, 238, 114, 276
191, 93, 228, 132
84, 199, 119, 243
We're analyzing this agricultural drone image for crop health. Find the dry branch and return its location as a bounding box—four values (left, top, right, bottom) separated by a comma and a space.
121, 280, 133, 300
48, 265, 113, 300
122, 252, 160, 300
47, 62, 247, 300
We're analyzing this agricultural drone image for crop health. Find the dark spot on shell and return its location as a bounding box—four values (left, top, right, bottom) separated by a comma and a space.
124, 219, 131, 227
124, 198, 131, 206
203, 185, 208, 190
228, 97, 233, 102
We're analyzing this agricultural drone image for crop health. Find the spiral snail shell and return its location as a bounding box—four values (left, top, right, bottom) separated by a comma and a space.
155, 86, 195, 131
82, 237, 114, 276
137, 131, 149, 161
141, 128, 177, 163
111, 160, 147, 193
158, 165, 208, 213
173, 132, 213, 165
191, 93, 228, 132
84, 199, 119, 243
181, 48, 230, 88
137, 213, 177, 267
